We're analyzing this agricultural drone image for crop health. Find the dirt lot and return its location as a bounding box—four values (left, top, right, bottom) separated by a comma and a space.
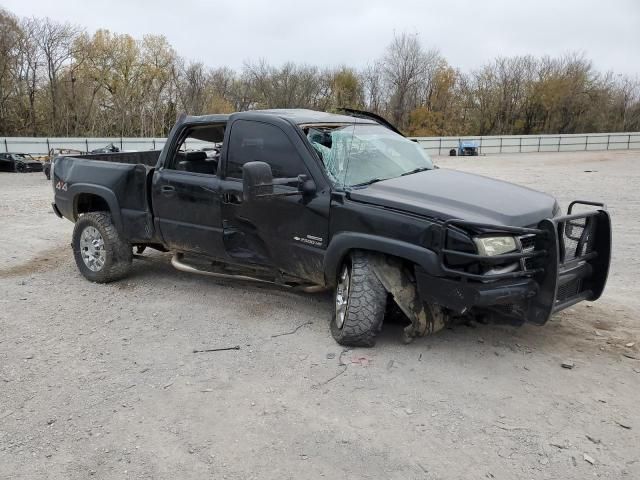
1, 151, 639, 479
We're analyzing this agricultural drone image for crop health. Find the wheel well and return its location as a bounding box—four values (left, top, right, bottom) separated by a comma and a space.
75, 193, 110, 218
324, 233, 442, 285
334, 249, 415, 283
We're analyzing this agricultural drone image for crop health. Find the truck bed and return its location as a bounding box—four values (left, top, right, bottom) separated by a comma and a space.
53, 154, 157, 243
74, 150, 161, 167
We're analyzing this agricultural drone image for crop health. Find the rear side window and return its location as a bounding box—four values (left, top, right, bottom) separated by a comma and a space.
226, 120, 305, 179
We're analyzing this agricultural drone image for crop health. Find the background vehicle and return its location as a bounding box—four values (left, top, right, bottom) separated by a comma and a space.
90, 143, 120, 154
0, 152, 43, 172
51, 109, 611, 347
43, 148, 84, 179
450, 140, 480, 156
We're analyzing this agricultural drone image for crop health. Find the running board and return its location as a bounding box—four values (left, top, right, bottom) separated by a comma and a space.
170, 254, 326, 293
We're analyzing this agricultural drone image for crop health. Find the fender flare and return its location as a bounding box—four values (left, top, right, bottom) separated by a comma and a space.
323, 232, 441, 285
69, 183, 124, 233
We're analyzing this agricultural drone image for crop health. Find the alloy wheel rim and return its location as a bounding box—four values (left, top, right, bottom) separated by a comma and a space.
80, 226, 106, 272
335, 265, 350, 329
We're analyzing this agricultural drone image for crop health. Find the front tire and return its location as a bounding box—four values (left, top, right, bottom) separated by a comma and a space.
330, 251, 387, 347
72, 212, 132, 283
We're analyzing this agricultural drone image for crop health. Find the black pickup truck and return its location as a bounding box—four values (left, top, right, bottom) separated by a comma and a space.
51, 109, 611, 346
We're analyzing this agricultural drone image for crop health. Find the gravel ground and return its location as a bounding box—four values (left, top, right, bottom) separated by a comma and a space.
1, 151, 639, 479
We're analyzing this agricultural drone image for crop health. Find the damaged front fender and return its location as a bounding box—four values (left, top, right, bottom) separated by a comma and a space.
370, 255, 449, 342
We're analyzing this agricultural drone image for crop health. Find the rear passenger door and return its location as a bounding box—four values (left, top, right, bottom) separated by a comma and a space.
152, 123, 226, 258
220, 119, 330, 284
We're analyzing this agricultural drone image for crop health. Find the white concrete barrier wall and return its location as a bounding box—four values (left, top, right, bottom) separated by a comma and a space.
0, 137, 210, 155
1, 132, 639, 156
413, 132, 640, 155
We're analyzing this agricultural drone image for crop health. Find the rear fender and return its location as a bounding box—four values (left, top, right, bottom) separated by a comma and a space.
69, 184, 123, 233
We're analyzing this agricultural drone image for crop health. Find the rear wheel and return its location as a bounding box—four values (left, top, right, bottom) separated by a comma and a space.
15, 162, 25, 173
72, 212, 132, 283
330, 251, 387, 347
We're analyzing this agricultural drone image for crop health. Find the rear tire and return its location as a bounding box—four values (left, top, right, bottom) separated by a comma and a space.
72, 212, 132, 283
330, 251, 387, 347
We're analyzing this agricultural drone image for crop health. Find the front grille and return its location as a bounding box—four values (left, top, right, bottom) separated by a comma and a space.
557, 278, 581, 301
518, 215, 596, 272
518, 234, 537, 271
562, 218, 595, 262
493, 304, 515, 315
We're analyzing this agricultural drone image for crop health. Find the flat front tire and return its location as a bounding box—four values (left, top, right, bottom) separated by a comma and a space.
72, 212, 132, 283
330, 251, 387, 347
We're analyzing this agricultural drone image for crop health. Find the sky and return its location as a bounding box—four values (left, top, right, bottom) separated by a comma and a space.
3, 0, 640, 76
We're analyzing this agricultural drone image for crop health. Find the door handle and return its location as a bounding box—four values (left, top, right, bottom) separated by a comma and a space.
161, 185, 176, 196
222, 192, 242, 205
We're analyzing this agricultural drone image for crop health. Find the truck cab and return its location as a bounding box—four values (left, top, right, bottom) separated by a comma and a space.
151, 110, 341, 286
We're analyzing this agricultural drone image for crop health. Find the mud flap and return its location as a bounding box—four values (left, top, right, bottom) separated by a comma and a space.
371, 256, 448, 342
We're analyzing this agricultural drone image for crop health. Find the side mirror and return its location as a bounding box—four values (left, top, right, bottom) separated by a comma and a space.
243, 161, 317, 201
242, 161, 274, 201
299, 176, 317, 196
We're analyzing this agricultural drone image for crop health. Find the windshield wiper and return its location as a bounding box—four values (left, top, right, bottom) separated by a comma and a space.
350, 178, 385, 188
400, 167, 431, 177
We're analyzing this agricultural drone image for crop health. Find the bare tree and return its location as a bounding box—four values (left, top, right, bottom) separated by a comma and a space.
381, 33, 441, 129
361, 61, 385, 113
0, 9, 22, 131
16, 18, 44, 135
1, 4, 639, 138
34, 18, 82, 134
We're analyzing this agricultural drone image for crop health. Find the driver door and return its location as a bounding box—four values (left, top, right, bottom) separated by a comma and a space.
220, 119, 329, 284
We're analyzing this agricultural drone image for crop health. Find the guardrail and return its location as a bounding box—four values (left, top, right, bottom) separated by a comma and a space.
1, 132, 639, 156
412, 132, 640, 155
0, 137, 170, 155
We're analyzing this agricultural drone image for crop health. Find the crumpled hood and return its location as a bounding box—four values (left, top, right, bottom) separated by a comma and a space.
347, 169, 558, 227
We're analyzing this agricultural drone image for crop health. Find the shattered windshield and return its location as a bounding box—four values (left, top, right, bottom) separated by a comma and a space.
305, 124, 433, 187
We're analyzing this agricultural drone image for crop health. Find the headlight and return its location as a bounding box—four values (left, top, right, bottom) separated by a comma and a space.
473, 235, 517, 256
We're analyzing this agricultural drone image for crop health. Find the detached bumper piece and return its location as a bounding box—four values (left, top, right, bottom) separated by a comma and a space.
421, 201, 611, 325
22, 163, 44, 172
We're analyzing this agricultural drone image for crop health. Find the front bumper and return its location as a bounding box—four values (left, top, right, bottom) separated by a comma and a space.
417, 201, 611, 325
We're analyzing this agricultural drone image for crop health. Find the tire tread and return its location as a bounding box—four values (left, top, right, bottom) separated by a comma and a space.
72, 212, 131, 283
331, 251, 387, 347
